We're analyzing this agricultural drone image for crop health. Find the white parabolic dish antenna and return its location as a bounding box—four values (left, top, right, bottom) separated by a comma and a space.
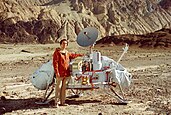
77, 27, 98, 47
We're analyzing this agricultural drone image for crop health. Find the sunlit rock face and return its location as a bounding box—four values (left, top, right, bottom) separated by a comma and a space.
0, 0, 170, 44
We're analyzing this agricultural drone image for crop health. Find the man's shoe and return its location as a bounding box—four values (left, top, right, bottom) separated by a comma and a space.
52, 103, 59, 108
59, 103, 68, 106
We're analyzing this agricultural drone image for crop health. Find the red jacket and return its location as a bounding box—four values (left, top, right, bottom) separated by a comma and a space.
53, 48, 83, 78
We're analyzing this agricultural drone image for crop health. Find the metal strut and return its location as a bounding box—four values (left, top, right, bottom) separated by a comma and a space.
35, 85, 55, 105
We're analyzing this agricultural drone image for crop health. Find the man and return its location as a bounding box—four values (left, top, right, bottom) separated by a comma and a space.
53, 39, 83, 106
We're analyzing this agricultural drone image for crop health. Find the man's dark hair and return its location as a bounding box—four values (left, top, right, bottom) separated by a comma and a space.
60, 39, 68, 46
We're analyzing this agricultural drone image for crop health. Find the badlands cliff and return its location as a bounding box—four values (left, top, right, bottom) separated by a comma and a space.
0, 0, 171, 47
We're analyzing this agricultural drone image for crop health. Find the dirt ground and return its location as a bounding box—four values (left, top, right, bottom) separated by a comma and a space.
0, 43, 171, 115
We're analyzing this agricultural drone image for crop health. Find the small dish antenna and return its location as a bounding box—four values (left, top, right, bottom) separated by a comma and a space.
77, 27, 98, 47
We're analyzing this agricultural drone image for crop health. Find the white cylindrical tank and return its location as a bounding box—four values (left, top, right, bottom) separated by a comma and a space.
30, 60, 54, 90
92, 51, 102, 70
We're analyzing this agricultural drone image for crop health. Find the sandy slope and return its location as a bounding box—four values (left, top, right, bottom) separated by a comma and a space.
0, 43, 171, 114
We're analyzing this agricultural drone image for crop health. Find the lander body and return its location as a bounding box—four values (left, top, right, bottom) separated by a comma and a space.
30, 27, 132, 104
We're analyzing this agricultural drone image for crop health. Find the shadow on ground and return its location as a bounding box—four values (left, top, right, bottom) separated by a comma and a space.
0, 97, 102, 114
0, 98, 49, 114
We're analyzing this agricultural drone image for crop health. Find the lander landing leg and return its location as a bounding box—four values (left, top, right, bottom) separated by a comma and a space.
104, 83, 131, 104
67, 89, 83, 98
35, 85, 55, 105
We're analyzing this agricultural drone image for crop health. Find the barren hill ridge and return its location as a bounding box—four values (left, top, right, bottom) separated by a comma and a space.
0, 0, 171, 47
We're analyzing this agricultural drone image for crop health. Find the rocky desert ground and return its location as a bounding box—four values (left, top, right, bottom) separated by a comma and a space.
0, 42, 171, 115
0, 0, 171, 114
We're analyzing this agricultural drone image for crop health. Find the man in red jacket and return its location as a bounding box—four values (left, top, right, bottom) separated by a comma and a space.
53, 39, 83, 106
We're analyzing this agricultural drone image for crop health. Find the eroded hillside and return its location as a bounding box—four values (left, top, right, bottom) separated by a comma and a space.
0, 0, 171, 45
97, 28, 171, 48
